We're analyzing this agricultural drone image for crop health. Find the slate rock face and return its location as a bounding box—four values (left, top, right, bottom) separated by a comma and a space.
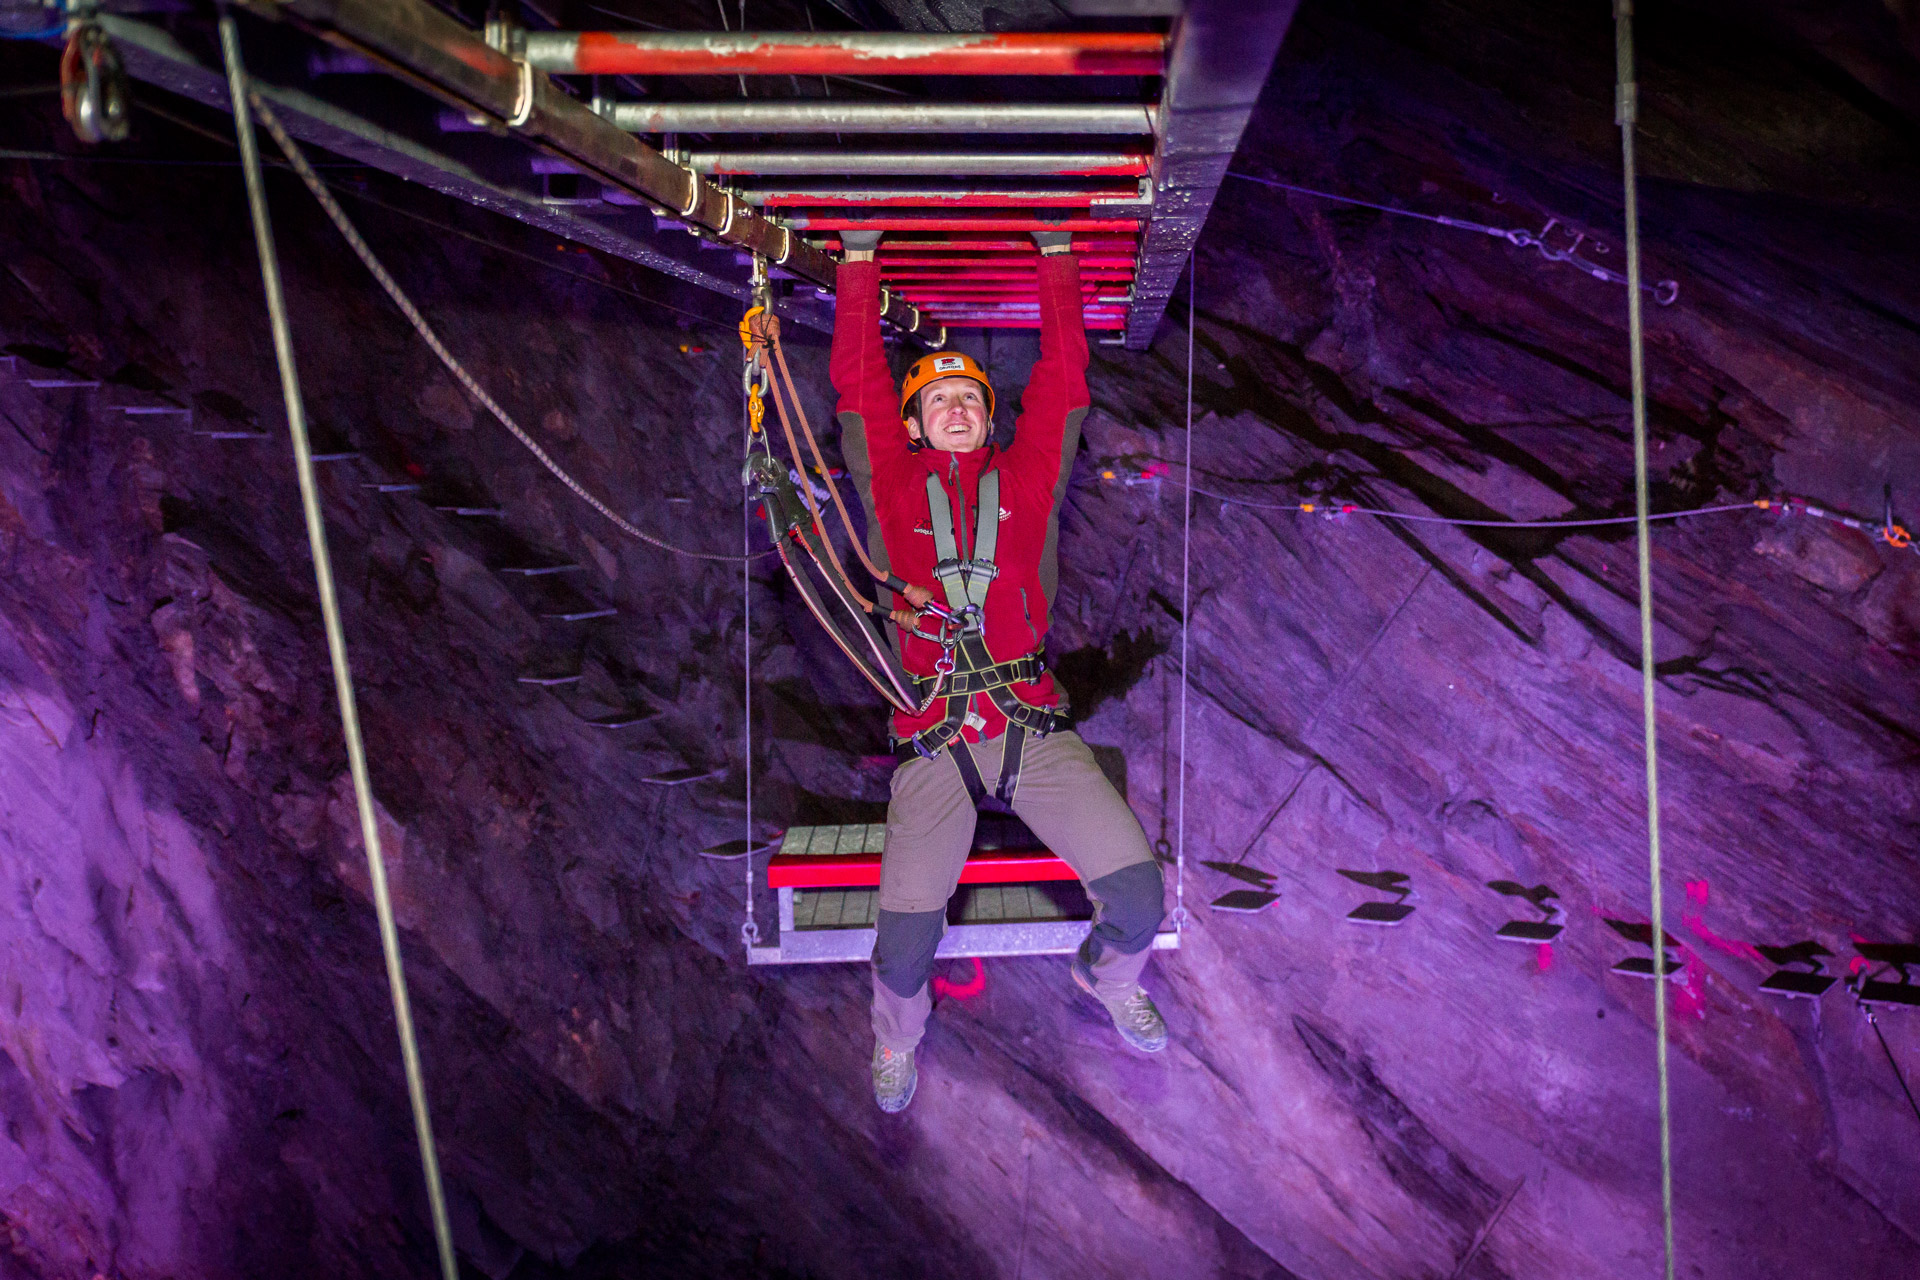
2, 2, 1919, 1278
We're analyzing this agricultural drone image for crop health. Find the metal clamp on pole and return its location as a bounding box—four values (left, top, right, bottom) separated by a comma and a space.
505, 55, 535, 128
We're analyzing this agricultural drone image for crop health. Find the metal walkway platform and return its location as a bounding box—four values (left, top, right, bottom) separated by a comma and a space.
747, 822, 1179, 965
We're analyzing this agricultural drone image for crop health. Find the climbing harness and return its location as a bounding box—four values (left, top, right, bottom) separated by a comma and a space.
894, 466, 1067, 807
1615, 6, 1678, 1277
734, 292, 1067, 808
1225, 170, 1680, 306
245, 93, 759, 564
219, 20, 458, 1280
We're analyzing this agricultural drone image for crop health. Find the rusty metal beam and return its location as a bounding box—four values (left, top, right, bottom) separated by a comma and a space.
522, 30, 1165, 77
239, 0, 933, 340
1125, 0, 1300, 348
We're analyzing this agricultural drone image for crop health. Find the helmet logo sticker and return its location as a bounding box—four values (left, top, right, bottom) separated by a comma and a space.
931, 355, 967, 373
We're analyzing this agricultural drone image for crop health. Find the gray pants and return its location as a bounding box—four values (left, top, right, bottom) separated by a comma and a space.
872, 730, 1165, 1052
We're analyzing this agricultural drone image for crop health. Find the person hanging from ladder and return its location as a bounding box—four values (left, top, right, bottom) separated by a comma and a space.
834, 226, 1169, 1114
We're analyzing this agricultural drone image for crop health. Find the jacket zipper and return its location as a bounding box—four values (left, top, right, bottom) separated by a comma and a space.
1020, 588, 1039, 647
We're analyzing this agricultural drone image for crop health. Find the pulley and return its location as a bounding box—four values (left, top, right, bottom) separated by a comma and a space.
61, 20, 130, 145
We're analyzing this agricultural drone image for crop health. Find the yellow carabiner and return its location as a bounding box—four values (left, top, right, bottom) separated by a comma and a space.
740, 304, 770, 437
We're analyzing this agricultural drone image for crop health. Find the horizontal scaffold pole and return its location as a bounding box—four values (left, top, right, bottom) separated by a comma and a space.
610, 101, 1155, 135
687, 152, 1151, 177
523, 30, 1165, 77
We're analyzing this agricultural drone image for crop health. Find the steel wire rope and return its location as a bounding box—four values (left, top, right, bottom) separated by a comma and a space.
1173, 254, 1195, 934
1616, 5, 1678, 1276
218, 19, 458, 1280
741, 349, 760, 946
244, 94, 762, 563
1864, 1006, 1920, 1128
1223, 169, 1678, 304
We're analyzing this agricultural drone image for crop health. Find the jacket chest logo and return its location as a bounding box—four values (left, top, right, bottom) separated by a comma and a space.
915, 507, 1008, 536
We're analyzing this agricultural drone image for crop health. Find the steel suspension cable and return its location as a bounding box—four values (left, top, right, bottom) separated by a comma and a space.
741, 354, 760, 950
1174, 254, 1194, 935
1615, 5, 1678, 1276
218, 19, 457, 1280
244, 94, 758, 564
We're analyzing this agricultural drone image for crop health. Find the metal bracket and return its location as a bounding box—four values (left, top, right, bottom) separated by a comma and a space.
505, 56, 535, 129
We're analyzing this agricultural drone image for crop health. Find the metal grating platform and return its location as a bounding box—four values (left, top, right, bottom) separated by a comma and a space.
748, 822, 1178, 966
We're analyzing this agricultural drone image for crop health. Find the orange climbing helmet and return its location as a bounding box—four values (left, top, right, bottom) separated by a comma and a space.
899, 351, 995, 426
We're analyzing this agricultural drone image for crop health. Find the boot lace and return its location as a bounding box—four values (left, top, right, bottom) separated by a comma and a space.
1118, 989, 1163, 1034
875, 1047, 913, 1089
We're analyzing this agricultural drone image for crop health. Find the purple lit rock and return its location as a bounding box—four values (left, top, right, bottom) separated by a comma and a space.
1, 2, 1918, 1278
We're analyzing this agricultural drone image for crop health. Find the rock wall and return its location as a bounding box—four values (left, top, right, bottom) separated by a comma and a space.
1, 2, 1918, 1277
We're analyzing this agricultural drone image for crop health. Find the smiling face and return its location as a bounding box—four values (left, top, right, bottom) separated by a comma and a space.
907, 375, 991, 453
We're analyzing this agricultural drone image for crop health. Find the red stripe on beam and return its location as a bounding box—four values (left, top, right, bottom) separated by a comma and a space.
884, 272, 1134, 282
879, 255, 1136, 268
755, 189, 1142, 209
820, 238, 1138, 251
767, 849, 1081, 889
565, 31, 1166, 78
938, 319, 1128, 329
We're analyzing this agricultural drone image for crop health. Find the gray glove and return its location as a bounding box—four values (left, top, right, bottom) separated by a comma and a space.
841, 228, 885, 253
1030, 229, 1073, 251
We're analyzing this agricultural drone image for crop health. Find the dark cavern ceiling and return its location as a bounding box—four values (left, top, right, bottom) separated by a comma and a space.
1, 1, 1918, 1277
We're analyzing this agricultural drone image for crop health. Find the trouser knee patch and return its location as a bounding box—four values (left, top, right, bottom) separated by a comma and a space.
1084, 860, 1166, 960
873, 908, 946, 999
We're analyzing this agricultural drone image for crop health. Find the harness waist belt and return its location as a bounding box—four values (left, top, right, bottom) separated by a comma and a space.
912, 651, 1045, 697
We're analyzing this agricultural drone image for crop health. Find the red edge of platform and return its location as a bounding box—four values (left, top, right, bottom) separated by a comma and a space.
768, 849, 1078, 889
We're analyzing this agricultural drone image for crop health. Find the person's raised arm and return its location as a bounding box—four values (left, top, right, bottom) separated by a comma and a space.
832, 230, 912, 496
1007, 231, 1091, 490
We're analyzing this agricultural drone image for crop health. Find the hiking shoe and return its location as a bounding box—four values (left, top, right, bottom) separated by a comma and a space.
872, 1043, 918, 1113
1071, 956, 1169, 1053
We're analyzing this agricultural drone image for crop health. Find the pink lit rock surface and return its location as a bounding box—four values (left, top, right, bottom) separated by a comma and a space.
1, 2, 1918, 1277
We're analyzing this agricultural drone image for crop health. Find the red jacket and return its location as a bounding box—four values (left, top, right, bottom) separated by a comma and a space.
833, 256, 1090, 743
